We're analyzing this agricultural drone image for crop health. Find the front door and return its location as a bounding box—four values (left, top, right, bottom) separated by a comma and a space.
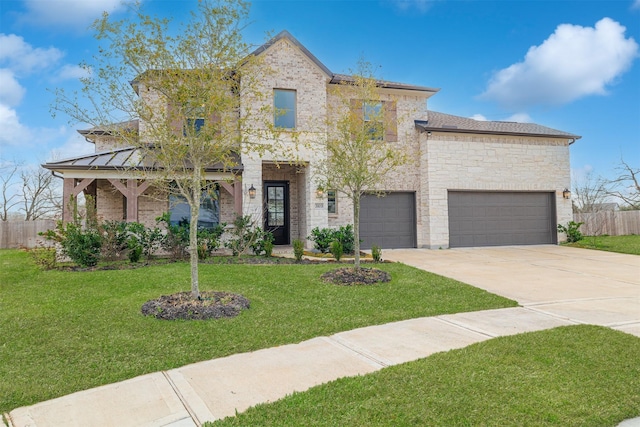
264, 181, 289, 245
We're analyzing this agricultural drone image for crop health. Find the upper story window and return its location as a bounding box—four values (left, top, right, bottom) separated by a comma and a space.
184, 117, 205, 136
363, 101, 383, 140
351, 99, 397, 142
274, 89, 296, 129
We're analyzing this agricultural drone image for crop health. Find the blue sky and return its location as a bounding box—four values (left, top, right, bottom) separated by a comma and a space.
1, 0, 638, 183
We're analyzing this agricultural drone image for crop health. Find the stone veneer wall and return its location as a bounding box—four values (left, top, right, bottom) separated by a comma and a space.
419, 132, 573, 248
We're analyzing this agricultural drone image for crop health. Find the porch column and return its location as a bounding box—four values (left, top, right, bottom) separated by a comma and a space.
62, 178, 95, 223
107, 179, 150, 222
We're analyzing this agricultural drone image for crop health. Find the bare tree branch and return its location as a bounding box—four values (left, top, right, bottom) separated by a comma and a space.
607, 158, 640, 209
0, 163, 21, 221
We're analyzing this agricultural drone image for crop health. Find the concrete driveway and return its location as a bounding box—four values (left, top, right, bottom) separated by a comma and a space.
384, 245, 640, 337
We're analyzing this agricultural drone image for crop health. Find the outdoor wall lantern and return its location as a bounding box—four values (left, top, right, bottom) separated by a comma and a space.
248, 184, 256, 199
316, 188, 324, 199
562, 188, 571, 199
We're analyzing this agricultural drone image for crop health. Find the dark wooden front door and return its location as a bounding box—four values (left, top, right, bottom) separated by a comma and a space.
264, 181, 289, 245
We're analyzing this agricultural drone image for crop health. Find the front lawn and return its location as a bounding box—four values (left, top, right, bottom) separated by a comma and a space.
210, 325, 640, 427
0, 249, 515, 413
564, 234, 640, 255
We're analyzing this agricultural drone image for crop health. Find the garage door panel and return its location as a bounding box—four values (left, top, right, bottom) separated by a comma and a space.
360, 192, 416, 250
448, 191, 556, 248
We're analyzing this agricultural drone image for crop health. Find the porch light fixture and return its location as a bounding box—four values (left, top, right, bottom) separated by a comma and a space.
316, 188, 324, 199
248, 184, 256, 199
562, 188, 571, 200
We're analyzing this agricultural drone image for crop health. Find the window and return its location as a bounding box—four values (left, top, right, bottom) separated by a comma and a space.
274, 89, 296, 129
364, 101, 383, 140
169, 187, 220, 229
327, 190, 337, 215
183, 117, 205, 136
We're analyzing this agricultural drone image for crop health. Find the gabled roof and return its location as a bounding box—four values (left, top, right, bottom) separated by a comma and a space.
415, 111, 581, 141
253, 30, 440, 95
42, 146, 242, 172
251, 30, 333, 77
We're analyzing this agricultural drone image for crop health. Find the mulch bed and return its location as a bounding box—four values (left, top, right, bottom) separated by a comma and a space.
321, 267, 391, 286
141, 291, 250, 320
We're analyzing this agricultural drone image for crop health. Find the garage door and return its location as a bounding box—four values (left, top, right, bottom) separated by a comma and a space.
360, 192, 416, 249
448, 191, 556, 248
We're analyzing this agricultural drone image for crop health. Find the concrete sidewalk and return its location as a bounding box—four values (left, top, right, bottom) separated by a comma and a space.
6, 245, 640, 427
6, 307, 576, 427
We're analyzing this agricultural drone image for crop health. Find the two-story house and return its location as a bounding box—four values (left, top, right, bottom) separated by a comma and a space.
43, 30, 580, 249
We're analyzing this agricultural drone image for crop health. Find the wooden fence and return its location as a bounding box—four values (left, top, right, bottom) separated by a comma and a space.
0, 220, 56, 249
574, 210, 640, 236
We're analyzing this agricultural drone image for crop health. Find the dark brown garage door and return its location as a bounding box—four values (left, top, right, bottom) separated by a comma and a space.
360, 192, 416, 249
448, 191, 556, 248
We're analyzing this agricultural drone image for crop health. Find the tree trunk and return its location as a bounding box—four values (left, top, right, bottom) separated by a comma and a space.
190, 179, 201, 299
353, 192, 361, 270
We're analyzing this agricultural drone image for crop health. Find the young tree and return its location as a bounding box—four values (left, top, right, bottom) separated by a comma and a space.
316, 60, 408, 269
52, 0, 280, 298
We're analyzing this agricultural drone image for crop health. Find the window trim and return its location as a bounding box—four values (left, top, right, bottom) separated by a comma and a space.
274, 88, 297, 129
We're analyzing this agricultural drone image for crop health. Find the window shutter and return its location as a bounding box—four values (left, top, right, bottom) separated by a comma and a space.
350, 99, 364, 139
167, 103, 183, 136
383, 100, 397, 142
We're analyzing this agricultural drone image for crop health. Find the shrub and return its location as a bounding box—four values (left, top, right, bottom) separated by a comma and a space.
263, 234, 274, 257
41, 220, 102, 267
225, 215, 262, 256
156, 213, 189, 260
334, 224, 355, 254
371, 245, 382, 263
558, 221, 584, 243
330, 240, 343, 261
99, 220, 129, 261
127, 221, 164, 260
127, 237, 143, 263
24, 244, 57, 270
309, 225, 355, 254
292, 239, 304, 262
196, 224, 226, 260
308, 227, 335, 253
250, 228, 274, 257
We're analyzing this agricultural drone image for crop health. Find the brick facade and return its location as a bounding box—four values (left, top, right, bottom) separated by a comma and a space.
49, 31, 577, 249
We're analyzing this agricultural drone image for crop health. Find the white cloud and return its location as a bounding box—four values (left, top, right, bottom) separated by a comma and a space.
504, 113, 533, 123
56, 64, 91, 81
388, 0, 435, 14
633, 0, 640, 10
469, 113, 532, 123
47, 130, 93, 162
0, 69, 26, 107
480, 18, 639, 110
0, 103, 32, 148
23, 0, 133, 28
0, 34, 63, 74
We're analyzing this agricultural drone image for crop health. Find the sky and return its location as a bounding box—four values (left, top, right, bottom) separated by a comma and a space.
0, 0, 639, 185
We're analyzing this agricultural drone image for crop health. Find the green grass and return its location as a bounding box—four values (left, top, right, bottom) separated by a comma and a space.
0, 249, 515, 413
209, 325, 640, 427
564, 234, 640, 255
